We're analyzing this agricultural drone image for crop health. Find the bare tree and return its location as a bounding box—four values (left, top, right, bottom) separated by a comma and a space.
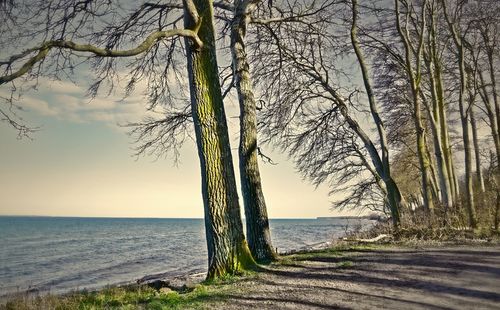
441, 0, 477, 228
421, 0, 455, 207
123, 0, 279, 263
0, 0, 257, 279
248, 0, 405, 228
394, 0, 436, 215
350, 0, 406, 226
230, 0, 277, 262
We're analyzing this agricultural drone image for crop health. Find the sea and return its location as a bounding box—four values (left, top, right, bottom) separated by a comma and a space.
0, 216, 374, 298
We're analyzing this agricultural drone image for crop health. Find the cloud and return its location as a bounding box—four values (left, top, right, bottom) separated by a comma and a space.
2, 70, 195, 134
20, 96, 59, 116
5, 76, 152, 127
46, 80, 83, 94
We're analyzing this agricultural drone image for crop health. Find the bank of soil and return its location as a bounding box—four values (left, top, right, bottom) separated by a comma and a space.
206, 245, 500, 309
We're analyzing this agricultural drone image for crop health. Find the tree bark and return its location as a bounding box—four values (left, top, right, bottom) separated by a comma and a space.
424, 129, 442, 203
183, 0, 257, 279
495, 192, 500, 231
461, 99, 477, 228
470, 105, 485, 192
436, 57, 459, 203
231, 0, 277, 262
487, 50, 500, 154
478, 70, 500, 165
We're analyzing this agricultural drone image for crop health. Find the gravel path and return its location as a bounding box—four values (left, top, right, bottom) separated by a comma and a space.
207, 245, 500, 309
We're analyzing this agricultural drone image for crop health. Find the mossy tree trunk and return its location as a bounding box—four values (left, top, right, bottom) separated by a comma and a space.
230, 0, 277, 262
183, 0, 257, 279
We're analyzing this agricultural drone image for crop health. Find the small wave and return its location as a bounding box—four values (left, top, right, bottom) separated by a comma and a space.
1, 217, 374, 296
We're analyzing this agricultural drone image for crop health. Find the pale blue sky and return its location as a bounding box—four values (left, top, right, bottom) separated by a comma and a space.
0, 78, 354, 218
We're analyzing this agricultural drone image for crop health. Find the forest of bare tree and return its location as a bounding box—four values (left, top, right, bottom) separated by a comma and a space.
1, 0, 499, 281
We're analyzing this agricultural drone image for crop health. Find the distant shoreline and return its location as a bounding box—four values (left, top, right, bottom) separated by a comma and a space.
317, 215, 382, 220
0, 215, 365, 220
0, 215, 205, 219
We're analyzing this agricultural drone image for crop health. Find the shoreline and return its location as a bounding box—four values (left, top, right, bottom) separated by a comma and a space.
2, 241, 500, 309
0, 240, 334, 304
2, 239, 499, 304
1, 218, 377, 302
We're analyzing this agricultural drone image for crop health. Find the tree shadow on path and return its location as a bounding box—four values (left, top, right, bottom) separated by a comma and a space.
219, 246, 500, 309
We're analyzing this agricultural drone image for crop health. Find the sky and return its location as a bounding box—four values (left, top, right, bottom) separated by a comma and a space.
0, 77, 358, 219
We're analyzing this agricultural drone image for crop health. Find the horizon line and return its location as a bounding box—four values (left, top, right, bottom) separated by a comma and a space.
0, 215, 365, 220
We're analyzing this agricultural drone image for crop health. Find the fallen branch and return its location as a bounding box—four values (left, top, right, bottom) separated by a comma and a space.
342, 233, 391, 243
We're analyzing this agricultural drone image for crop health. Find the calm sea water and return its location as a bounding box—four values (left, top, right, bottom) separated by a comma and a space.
0, 216, 373, 297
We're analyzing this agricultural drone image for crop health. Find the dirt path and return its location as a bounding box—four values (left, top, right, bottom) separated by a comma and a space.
207, 245, 500, 309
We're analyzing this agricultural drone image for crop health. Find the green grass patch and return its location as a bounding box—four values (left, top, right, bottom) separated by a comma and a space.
202, 269, 257, 286
1, 283, 230, 310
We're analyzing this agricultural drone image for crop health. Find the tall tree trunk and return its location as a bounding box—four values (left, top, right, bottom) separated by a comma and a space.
351, 0, 404, 229
459, 60, 477, 228
231, 0, 277, 262
341, 109, 402, 227
436, 62, 458, 203
441, 0, 477, 228
423, 8, 453, 209
425, 133, 441, 203
395, 0, 434, 214
421, 88, 446, 205
450, 152, 460, 197
428, 96, 452, 206
417, 122, 436, 214
470, 105, 485, 192
495, 192, 500, 231
486, 47, 500, 171
183, 0, 256, 279
478, 70, 500, 164
427, 0, 458, 202
487, 51, 500, 153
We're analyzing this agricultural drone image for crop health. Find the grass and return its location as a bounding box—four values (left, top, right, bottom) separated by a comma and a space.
202, 269, 257, 286
1, 282, 231, 310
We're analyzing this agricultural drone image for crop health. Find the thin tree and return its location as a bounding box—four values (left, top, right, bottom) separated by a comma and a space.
421, 0, 454, 208
394, 0, 435, 214
441, 0, 477, 228
350, 0, 405, 228
230, 0, 277, 262
249, 0, 405, 228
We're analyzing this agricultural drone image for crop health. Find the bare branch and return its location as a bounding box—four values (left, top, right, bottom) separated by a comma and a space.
0, 29, 203, 85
